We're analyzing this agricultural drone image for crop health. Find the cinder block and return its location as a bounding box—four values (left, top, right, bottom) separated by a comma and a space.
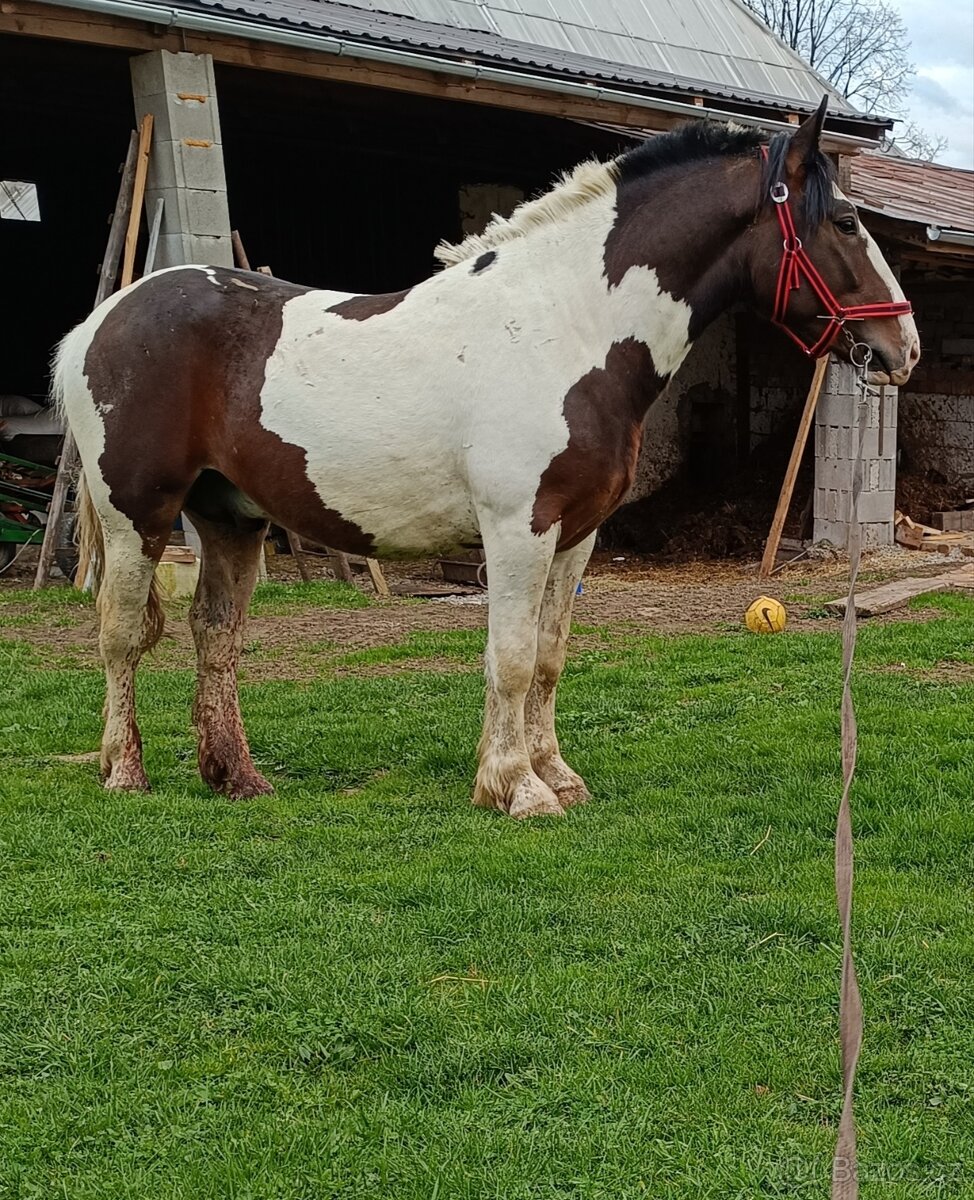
147, 139, 228, 192
134, 91, 223, 144
818, 391, 856, 425
863, 521, 894, 548
153, 187, 231, 238
131, 50, 217, 101
855, 490, 895, 524
813, 517, 848, 547
153, 232, 233, 269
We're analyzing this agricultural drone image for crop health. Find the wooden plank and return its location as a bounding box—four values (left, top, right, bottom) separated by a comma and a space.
121, 113, 153, 288
364, 557, 390, 598
33, 130, 140, 590
824, 569, 972, 617
760, 355, 828, 579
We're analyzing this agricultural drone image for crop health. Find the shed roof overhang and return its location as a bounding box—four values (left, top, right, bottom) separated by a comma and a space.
1, 0, 890, 152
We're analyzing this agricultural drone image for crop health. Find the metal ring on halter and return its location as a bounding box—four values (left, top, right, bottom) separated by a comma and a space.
783, 236, 802, 252
848, 341, 873, 369
770, 182, 789, 204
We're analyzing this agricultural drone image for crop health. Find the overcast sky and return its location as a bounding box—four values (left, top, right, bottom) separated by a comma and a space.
895, 0, 973, 167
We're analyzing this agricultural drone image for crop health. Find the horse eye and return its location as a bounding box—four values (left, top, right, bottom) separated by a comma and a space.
835, 215, 858, 235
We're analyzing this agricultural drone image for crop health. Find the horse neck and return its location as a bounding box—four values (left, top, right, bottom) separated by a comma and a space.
467, 157, 757, 408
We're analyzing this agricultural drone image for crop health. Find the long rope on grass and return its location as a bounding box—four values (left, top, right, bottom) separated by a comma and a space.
831, 360, 874, 1200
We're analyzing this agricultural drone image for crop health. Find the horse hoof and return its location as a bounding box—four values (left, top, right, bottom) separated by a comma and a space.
223, 773, 275, 800
508, 776, 564, 820
555, 783, 590, 808
104, 765, 151, 792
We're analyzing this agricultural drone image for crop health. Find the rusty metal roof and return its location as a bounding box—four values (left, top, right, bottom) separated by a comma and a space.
169, 0, 883, 121
848, 154, 974, 234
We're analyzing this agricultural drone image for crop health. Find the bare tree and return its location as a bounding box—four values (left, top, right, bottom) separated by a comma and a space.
743, 0, 947, 158
883, 122, 949, 163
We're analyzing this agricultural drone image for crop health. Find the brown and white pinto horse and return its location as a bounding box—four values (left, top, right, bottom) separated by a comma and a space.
55, 99, 919, 817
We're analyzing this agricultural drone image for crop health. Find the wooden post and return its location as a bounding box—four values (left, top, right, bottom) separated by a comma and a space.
121, 114, 153, 287
759, 355, 829, 578
230, 229, 251, 271
34, 131, 140, 589
286, 530, 311, 582
365, 558, 390, 598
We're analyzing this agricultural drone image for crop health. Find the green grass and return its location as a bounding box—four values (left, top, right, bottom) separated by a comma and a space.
0, 595, 972, 1198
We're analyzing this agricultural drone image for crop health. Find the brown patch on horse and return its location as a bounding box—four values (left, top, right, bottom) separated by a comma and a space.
82, 267, 377, 557
327, 290, 410, 320
532, 339, 660, 550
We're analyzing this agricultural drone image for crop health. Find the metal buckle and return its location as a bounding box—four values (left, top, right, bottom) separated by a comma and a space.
770, 182, 789, 204
783, 236, 802, 252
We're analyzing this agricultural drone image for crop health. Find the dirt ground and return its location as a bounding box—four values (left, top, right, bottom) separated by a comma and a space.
2, 544, 971, 679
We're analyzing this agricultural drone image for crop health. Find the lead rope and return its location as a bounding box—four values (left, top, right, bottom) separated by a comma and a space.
832, 346, 873, 1199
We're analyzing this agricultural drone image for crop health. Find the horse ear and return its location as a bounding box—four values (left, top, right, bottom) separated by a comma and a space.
786, 94, 829, 176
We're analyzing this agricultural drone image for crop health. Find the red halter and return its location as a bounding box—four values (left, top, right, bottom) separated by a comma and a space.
761, 148, 913, 358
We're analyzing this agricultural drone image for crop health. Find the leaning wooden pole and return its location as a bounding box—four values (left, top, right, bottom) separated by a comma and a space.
759, 354, 829, 578
34, 130, 140, 590
120, 114, 153, 288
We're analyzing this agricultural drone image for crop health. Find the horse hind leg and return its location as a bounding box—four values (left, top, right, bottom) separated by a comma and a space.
525, 532, 596, 808
186, 501, 271, 799
89, 502, 170, 791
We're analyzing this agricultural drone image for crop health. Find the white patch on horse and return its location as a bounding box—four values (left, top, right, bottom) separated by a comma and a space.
257, 186, 691, 555
834, 184, 919, 352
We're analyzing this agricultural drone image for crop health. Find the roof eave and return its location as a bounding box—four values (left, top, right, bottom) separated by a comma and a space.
49, 0, 891, 145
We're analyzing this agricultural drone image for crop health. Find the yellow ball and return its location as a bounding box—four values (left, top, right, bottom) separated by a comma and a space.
745, 596, 787, 634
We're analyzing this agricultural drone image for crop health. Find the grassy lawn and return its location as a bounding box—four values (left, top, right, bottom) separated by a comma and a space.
0, 590, 972, 1198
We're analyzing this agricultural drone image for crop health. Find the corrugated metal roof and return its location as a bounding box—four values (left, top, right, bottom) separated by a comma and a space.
172, 0, 876, 118
849, 154, 974, 234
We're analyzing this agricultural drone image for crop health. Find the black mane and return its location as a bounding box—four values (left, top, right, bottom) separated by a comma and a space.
615, 121, 836, 235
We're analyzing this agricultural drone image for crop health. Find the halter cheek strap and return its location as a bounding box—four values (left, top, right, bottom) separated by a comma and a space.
761, 148, 913, 358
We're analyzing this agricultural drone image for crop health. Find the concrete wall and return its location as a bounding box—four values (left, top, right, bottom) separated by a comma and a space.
628, 312, 737, 500
897, 280, 974, 486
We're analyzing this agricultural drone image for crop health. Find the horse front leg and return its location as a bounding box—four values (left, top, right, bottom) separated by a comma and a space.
473, 520, 562, 819
188, 513, 272, 799
525, 532, 596, 808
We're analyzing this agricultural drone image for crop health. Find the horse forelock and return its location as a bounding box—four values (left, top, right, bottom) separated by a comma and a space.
434, 159, 618, 269
761, 131, 836, 237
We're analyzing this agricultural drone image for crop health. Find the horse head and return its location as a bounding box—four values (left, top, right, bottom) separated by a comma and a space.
749, 97, 920, 384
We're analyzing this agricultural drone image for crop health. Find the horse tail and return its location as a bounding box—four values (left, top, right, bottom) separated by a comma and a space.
51, 323, 165, 649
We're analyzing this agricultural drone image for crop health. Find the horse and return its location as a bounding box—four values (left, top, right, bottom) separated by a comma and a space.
54, 97, 919, 818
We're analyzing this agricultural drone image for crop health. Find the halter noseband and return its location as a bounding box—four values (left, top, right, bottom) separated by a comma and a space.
761, 147, 912, 358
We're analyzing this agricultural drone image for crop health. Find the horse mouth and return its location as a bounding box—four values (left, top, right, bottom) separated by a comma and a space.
867, 365, 912, 387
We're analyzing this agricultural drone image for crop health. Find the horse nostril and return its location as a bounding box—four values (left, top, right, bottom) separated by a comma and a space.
909, 341, 921, 365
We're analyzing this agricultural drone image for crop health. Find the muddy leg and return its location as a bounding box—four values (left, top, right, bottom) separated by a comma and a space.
525, 532, 596, 808
98, 534, 165, 791
188, 514, 272, 798
472, 520, 562, 819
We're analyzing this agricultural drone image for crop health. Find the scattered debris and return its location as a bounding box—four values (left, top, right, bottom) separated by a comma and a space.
825, 566, 974, 618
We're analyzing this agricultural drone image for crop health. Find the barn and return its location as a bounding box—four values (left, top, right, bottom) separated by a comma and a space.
2, 0, 970, 559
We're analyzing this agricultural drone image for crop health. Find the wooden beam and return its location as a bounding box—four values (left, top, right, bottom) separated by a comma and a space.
759, 355, 829, 579
121, 112, 153, 286
0, 1, 880, 150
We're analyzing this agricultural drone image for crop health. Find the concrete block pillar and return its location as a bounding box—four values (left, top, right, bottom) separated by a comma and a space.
130, 50, 233, 268
814, 361, 898, 548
